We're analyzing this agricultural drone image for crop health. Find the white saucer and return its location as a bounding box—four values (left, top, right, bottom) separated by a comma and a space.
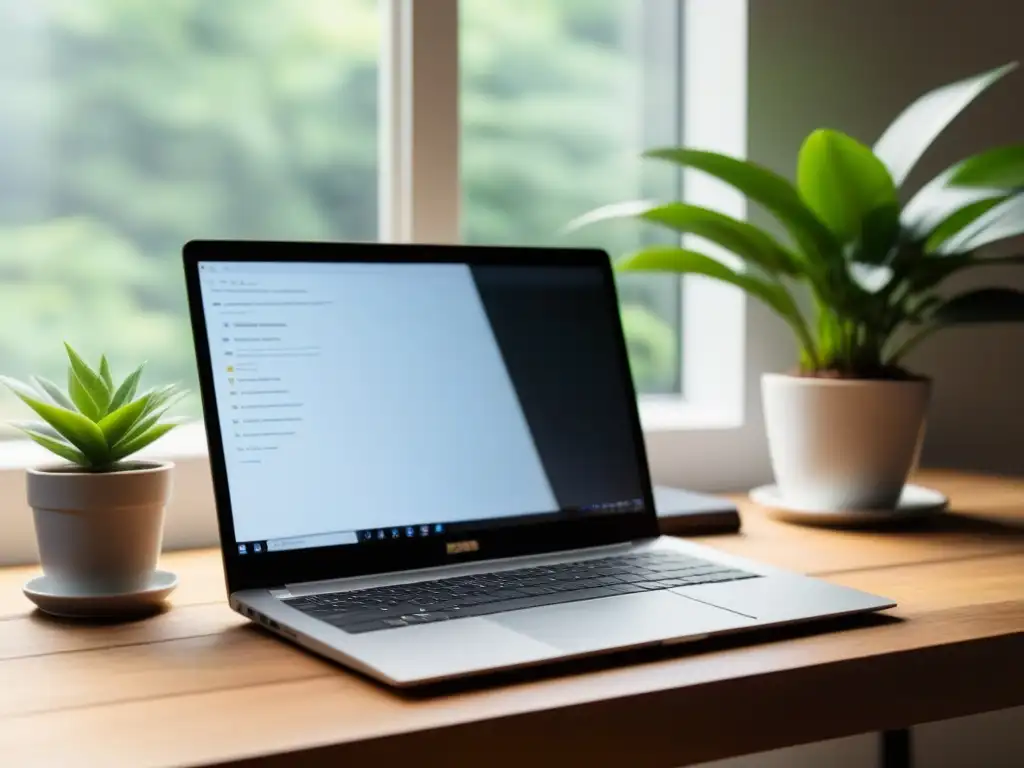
23, 570, 178, 619
749, 484, 949, 527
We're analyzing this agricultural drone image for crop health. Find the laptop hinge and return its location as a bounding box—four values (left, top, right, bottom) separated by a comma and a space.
269, 587, 293, 599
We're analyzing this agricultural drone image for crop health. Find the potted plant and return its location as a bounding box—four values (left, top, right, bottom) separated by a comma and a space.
2, 344, 185, 596
572, 62, 1024, 514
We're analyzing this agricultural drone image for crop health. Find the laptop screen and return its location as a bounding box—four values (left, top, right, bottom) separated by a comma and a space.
196, 258, 648, 558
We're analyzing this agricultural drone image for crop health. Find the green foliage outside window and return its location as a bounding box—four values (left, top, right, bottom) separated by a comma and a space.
0, 0, 679, 425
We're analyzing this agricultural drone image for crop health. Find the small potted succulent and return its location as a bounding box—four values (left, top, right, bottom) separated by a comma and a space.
2, 344, 184, 594
572, 62, 1024, 514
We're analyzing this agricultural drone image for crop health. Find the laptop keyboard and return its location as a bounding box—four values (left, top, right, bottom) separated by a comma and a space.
281, 551, 759, 635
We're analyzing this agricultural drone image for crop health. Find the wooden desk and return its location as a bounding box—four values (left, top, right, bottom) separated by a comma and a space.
1, 470, 1022, 768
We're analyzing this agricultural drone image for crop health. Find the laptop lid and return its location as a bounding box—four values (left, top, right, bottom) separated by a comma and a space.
183, 241, 658, 593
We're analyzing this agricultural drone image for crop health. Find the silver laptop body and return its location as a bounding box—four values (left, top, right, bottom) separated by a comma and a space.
184, 241, 893, 688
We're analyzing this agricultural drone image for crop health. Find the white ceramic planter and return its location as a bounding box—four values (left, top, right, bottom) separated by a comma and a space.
27, 461, 172, 595
762, 374, 930, 511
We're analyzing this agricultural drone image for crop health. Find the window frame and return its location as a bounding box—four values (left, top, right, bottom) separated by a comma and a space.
0, 0, 754, 566
642, 0, 747, 433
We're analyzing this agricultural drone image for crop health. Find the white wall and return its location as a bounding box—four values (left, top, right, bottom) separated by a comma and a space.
701, 0, 1024, 765
747, 0, 1024, 477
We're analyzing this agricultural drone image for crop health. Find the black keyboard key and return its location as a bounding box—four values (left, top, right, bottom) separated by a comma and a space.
520, 586, 559, 596
656, 569, 705, 579
341, 619, 391, 634
628, 581, 667, 591
321, 611, 388, 627
487, 588, 530, 599
613, 571, 649, 584
283, 597, 320, 607
301, 607, 366, 620
519, 577, 558, 587
606, 582, 647, 595
410, 597, 441, 606
442, 595, 485, 606
577, 581, 614, 593
648, 560, 700, 572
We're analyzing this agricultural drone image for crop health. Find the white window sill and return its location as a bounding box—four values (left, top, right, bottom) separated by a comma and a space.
639, 397, 742, 432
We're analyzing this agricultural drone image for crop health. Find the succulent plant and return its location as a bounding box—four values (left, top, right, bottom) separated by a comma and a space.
1, 343, 185, 470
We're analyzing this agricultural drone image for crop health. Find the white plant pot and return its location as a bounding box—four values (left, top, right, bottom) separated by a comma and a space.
27, 461, 172, 595
762, 374, 930, 511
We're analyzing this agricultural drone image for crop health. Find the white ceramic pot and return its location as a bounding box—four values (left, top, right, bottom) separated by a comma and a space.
762, 374, 930, 511
27, 461, 172, 595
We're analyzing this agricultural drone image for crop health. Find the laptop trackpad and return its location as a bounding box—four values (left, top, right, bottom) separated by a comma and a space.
490, 592, 753, 653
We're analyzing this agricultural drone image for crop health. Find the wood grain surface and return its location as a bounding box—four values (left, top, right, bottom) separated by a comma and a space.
0, 470, 1021, 768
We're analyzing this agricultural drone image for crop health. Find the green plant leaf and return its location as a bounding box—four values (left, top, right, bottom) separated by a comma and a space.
645, 203, 804, 274
137, 384, 185, 419
643, 148, 840, 264
947, 144, 1024, 188
68, 368, 101, 421
901, 171, 1006, 241
30, 376, 75, 411
110, 422, 177, 462
905, 253, 974, 293
97, 394, 151, 449
924, 198, 1006, 253
116, 411, 160, 447
890, 285, 1024, 363
931, 287, 1024, 325
905, 253, 1024, 297
847, 202, 902, 265
108, 363, 145, 413
906, 295, 944, 323
564, 199, 656, 231
99, 355, 114, 391
937, 193, 1024, 254
902, 145, 1024, 241
617, 246, 817, 362
568, 200, 801, 274
797, 129, 898, 244
154, 389, 188, 416
15, 427, 88, 466
0, 375, 41, 403
64, 342, 111, 414
114, 389, 187, 450
10, 420, 62, 440
816, 305, 841, 359
2, 386, 107, 462
873, 62, 1018, 187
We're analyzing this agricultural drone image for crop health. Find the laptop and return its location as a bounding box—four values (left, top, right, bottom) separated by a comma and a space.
183, 240, 894, 688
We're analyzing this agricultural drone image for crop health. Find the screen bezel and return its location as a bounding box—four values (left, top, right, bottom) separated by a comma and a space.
183, 240, 660, 593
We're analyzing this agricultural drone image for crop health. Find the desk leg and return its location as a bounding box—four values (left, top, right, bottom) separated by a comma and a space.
880, 728, 912, 768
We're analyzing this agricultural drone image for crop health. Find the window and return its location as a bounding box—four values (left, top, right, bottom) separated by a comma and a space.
0, 0, 749, 564
0, 0, 381, 423
461, 0, 684, 395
